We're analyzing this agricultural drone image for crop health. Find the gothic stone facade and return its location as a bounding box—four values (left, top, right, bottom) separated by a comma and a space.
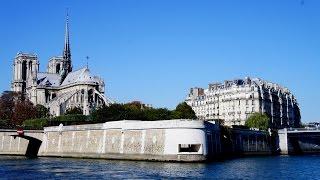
11, 16, 110, 116
185, 77, 301, 128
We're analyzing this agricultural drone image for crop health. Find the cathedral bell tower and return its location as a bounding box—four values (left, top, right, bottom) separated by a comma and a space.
12, 53, 38, 93
61, 12, 72, 82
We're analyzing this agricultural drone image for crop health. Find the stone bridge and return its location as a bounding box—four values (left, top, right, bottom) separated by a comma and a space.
278, 128, 320, 154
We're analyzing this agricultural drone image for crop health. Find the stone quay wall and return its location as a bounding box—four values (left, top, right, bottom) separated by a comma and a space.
0, 120, 221, 162
40, 120, 221, 161
0, 130, 44, 157
229, 129, 272, 155
0, 120, 273, 162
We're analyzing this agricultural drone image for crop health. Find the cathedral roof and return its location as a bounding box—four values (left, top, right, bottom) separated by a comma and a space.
37, 72, 62, 87
60, 67, 101, 86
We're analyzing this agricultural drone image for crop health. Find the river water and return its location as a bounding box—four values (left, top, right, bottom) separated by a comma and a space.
0, 155, 319, 179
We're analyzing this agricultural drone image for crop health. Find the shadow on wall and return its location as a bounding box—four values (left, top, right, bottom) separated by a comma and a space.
288, 136, 320, 155
11, 135, 42, 158
289, 137, 303, 154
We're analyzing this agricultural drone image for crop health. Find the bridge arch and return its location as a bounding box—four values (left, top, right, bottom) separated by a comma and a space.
10, 135, 42, 158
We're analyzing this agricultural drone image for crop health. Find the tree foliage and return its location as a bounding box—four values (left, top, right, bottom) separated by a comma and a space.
35, 104, 50, 118
0, 119, 11, 129
171, 102, 197, 119
245, 112, 270, 131
23, 118, 49, 130
24, 114, 89, 129
65, 106, 83, 115
91, 102, 197, 122
144, 108, 171, 120
0, 91, 18, 121
11, 100, 37, 125
0, 91, 50, 128
51, 114, 88, 125
91, 103, 149, 122
0, 89, 198, 129
0, 91, 38, 126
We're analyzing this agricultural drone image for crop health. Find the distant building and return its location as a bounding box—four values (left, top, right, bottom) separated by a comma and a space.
11, 15, 112, 116
185, 77, 301, 128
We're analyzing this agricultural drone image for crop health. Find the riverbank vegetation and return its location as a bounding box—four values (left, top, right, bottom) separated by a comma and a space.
0, 91, 50, 129
0, 90, 287, 131
0, 91, 197, 130
245, 112, 270, 131
23, 102, 197, 129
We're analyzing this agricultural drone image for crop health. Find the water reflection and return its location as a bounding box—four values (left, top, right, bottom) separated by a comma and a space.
0, 155, 320, 179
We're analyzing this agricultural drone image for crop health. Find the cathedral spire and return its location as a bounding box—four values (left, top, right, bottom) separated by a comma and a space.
62, 10, 72, 73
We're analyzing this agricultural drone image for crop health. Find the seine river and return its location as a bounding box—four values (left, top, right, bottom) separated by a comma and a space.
0, 155, 319, 179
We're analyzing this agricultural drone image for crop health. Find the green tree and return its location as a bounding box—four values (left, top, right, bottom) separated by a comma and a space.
12, 100, 37, 126
91, 104, 126, 122
91, 102, 196, 122
0, 91, 38, 127
65, 107, 83, 115
171, 102, 197, 119
245, 112, 270, 131
91, 105, 108, 122
35, 104, 50, 118
144, 108, 171, 121
154, 108, 171, 120
0, 91, 18, 121
0, 119, 11, 129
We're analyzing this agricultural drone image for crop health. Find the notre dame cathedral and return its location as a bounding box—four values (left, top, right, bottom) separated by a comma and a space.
11, 15, 112, 116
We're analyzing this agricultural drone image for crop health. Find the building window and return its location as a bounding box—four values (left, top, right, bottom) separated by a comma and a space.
178, 144, 201, 153
28, 61, 32, 72
22, 61, 27, 81
56, 64, 61, 74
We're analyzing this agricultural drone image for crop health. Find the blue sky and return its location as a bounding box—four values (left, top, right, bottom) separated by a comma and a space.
0, 0, 319, 122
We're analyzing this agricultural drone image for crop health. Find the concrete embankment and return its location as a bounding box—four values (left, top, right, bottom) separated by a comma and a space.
228, 128, 272, 155
40, 120, 222, 162
0, 120, 273, 162
278, 128, 320, 155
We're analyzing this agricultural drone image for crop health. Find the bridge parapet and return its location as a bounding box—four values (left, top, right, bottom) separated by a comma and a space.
284, 128, 320, 133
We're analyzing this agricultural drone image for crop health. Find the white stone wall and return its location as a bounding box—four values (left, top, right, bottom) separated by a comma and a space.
0, 120, 275, 161
41, 120, 219, 161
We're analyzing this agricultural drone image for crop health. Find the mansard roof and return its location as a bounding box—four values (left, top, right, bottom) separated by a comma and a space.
207, 77, 291, 94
